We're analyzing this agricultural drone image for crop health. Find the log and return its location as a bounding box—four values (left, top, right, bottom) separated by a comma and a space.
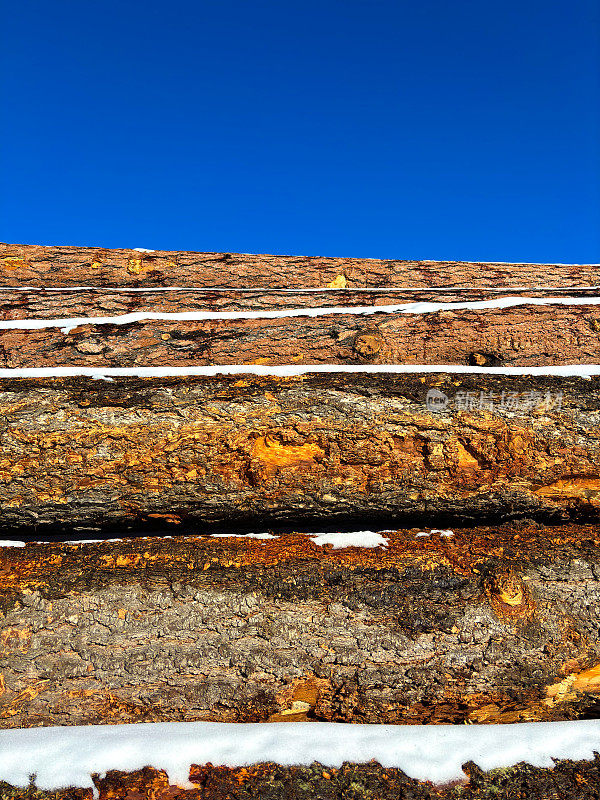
3, 756, 600, 800
2, 523, 600, 728
2, 243, 599, 288
0, 372, 598, 534
5, 287, 598, 321
0, 303, 599, 368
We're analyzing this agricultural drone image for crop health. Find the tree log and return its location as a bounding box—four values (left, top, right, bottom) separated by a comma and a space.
0, 373, 599, 534
2, 523, 600, 728
0, 304, 599, 368
2, 287, 598, 321
2, 243, 599, 288
3, 757, 600, 800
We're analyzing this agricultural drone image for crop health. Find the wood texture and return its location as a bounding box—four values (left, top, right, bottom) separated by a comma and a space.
2, 243, 599, 288
2, 244, 600, 799
1, 287, 599, 322
2, 523, 600, 729
0, 373, 598, 534
3, 756, 600, 800
1, 304, 599, 368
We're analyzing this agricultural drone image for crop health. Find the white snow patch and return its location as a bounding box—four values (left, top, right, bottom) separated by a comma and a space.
310, 531, 389, 549
211, 532, 278, 540
90, 373, 115, 382
133, 248, 155, 253
0, 540, 25, 548
431, 529, 454, 537
0, 720, 599, 794
0, 364, 599, 379
416, 531, 431, 537
3, 295, 600, 329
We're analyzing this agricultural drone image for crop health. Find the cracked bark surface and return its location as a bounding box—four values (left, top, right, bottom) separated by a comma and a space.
2, 523, 600, 728
2, 287, 599, 320
0, 373, 599, 534
2, 245, 600, 799
0, 288, 491, 322
2, 243, 599, 288
3, 757, 600, 800
1, 304, 600, 368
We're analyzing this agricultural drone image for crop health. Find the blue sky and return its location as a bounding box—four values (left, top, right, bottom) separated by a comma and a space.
1, 0, 599, 262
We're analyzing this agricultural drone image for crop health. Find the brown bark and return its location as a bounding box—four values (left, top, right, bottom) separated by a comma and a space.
2, 523, 600, 729
3, 757, 600, 800
1, 304, 599, 368
0, 373, 599, 534
2, 243, 598, 288
1, 287, 597, 320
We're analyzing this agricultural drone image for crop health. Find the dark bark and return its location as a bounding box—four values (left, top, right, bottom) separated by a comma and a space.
0, 373, 599, 534
1, 304, 599, 368
2, 243, 599, 288
3, 756, 600, 800
2, 523, 600, 728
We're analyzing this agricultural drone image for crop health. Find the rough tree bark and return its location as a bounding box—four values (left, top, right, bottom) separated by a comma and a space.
0, 304, 599, 368
2, 245, 600, 800
3, 757, 600, 800
2, 523, 600, 729
2, 243, 599, 288
1, 287, 598, 320
0, 373, 599, 534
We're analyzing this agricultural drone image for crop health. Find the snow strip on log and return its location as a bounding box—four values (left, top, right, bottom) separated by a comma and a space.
3, 296, 600, 329
310, 531, 390, 548
0, 364, 599, 379
0, 720, 599, 794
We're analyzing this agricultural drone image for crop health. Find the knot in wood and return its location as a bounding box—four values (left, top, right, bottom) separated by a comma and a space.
468, 352, 503, 367
353, 330, 384, 359
485, 570, 534, 620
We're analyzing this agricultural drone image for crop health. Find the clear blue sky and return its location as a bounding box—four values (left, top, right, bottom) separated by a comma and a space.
2, 0, 599, 262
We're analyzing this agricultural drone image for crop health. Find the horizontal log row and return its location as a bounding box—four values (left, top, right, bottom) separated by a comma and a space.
4, 287, 598, 320
4, 757, 600, 800
0, 373, 599, 534
2, 523, 600, 729
2, 243, 599, 288
0, 304, 598, 368
3, 757, 600, 800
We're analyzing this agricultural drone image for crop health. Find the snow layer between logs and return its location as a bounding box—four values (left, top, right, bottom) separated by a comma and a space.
2, 295, 600, 329
1, 364, 600, 379
0, 720, 599, 793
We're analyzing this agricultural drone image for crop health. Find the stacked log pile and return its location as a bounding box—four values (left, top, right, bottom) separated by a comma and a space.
1, 243, 600, 799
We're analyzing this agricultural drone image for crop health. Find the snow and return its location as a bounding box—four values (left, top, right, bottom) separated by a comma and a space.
310, 531, 389, 549
211, 532, 278, 540
133, 248, 155, 253
0, 719, 599, 794
4, 295, 600, 329
431, 529, 454, 537
416, 531, 431, 537
0, 363, 599, 379
90, 373, 115, 382
0, 540, 25, 548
